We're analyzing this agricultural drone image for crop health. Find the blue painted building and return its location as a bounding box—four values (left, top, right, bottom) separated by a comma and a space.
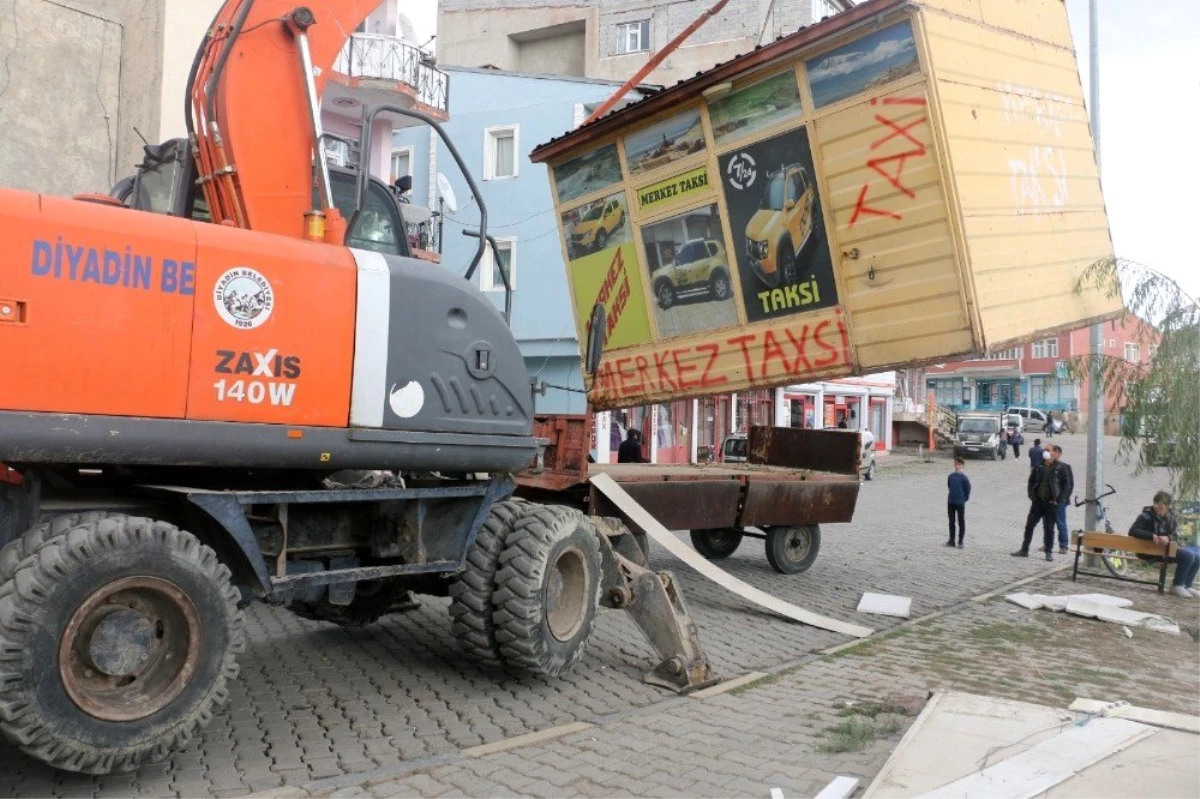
392, 67, 653, 414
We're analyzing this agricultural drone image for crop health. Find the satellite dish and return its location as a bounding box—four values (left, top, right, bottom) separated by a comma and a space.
437, 173, 458, 213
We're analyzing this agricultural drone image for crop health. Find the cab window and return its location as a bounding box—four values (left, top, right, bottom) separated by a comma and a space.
327, 171, 411, 257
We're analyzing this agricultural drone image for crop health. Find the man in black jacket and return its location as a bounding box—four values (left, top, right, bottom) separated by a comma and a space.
1013, 451, 1070, 561
617, 429, 647, 464
1050, 445, 1074, 553
1130, 491, 1199, 599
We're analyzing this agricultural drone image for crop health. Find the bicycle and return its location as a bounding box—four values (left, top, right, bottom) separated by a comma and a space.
1073, 484, 1127, 577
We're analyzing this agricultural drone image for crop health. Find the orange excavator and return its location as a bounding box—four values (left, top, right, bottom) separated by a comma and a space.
0, 0, 715, 774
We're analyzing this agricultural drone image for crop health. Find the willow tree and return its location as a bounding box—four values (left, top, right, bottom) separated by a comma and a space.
1072, 258, 1199, 501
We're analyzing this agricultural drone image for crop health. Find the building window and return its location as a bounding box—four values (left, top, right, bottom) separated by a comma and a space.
812, 0, 840, 22
481, 238, 516, 292
390, 147, 413, 182
988, 348, 1020, 360
484, 125, 518, 180
323, 137, 352, 168
617, 20, 650, 54
1124, 342, 1140, 362
1031, 338, 1058, 359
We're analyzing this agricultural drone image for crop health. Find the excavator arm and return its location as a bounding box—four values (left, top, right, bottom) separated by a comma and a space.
188, 0, 379, 243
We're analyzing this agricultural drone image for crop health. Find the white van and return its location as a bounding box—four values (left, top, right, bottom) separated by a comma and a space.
1005, 406, 1066, 433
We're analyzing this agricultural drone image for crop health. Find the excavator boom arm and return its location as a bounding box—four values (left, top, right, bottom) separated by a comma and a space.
189, 0, 378, 240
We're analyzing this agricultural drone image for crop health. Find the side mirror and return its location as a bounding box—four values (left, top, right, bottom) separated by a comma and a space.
394, 174, 413, 193
584, 303, 606, 376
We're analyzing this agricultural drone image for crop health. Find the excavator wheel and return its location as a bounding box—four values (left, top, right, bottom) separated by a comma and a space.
492, 506, 602, 676
0, 515, 244, 774
0, 511, 120, 583
448, 498, 534, 665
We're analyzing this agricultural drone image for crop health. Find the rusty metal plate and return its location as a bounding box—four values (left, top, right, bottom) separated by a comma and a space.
747, 426, 860, 476
591, 480, 742, 531
738, 479, 859, 527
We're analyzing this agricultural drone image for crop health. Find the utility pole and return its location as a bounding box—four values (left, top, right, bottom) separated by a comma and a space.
1084, 0, 1104, 532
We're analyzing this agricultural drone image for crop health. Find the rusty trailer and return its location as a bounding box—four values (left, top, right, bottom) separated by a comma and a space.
518, 415, 860, 574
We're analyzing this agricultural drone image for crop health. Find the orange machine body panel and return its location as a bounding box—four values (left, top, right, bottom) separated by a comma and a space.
0, 188, 357, 427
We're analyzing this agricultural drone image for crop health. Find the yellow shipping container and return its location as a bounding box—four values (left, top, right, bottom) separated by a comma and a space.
530, 0, 1121, 411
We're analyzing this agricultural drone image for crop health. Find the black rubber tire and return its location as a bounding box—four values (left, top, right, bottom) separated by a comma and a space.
764, 524, 822, 574
448, 499, 534, 665
595, 228, 608, 251
0, 511, 119, 583
290, 578, 409, 626
710, 272, 731, 301
656, 281, 676, 310
690, 528, 744, 559
492, 506, 602, 676
778, 239, 798, 286
0, 515, 244, 774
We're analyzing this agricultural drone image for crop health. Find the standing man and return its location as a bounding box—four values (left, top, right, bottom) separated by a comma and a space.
1027, 438, 1044, 470
617, 429, 646, 463
1013, 450, 1069, 561
1009, 425, 1024, 460
1050, 445, 1074, 553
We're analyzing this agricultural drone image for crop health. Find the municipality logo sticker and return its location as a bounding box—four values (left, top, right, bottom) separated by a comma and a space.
726, 153, 757, 190
214, 267, 274, 330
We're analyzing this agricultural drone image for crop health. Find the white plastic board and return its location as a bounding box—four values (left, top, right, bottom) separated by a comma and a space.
589, 474, 873, 638
815, 776, 860, 799
857, 593, 913, 618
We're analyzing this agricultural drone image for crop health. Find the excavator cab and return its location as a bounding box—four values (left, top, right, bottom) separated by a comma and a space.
125, 138, 411, 257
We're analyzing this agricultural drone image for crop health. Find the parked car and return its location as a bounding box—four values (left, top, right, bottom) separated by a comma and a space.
954, 413, 1003, 460
721, 432, 748, 463
1002, 413, 1024, 434
569, 198, 624, 253
652, 238, 733, 309
859, 428, 877, 481
745, 163, 818, 289
1004, 406, 1067, 434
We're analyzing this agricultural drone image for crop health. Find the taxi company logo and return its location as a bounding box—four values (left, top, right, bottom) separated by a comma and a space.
726, 153, 757, 190
214, 267, 274, 329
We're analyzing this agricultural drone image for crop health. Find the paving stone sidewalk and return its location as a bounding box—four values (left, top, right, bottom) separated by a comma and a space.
0, 437, 1185, 796
282, 569, 1200, 798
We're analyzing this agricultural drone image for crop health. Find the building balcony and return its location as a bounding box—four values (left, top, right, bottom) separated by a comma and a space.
330, 33, 449, 117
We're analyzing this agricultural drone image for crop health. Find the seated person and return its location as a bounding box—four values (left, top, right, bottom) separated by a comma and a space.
1129, 491, 1199, 599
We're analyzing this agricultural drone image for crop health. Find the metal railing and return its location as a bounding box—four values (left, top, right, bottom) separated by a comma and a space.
333, 33, 450, 113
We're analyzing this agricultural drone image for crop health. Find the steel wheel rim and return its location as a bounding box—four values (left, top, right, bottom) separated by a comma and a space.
59, 576, 202, 722
782, 528, 812, 563
546, 546, 589, 642
658, 285, 673, 307
715, 277, 729, 298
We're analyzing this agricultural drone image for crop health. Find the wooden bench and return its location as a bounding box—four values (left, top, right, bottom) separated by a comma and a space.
1071, 531, 1178, 593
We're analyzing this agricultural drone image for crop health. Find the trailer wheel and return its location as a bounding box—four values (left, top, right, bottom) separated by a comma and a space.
0, 511, 119, 583
0, 515, 244, 774
449, 499, 533, 665
764, 524, 821, 574
689, 528, 743, 559
492, 506, 602, 676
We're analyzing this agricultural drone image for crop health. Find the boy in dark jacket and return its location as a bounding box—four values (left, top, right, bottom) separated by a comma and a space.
946, 457, 971, 548
1129, 491, 1199, 599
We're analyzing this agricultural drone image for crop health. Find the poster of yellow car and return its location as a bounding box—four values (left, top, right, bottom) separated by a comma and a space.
640, 204, 739, 338
565, 195, 628, 256
718, 127, 838, 323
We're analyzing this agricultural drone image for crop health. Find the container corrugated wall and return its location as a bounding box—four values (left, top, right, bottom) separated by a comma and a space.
919, 0, 1123, 345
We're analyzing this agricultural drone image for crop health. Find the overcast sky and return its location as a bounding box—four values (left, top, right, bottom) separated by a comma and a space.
407, 0, 1200, 298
